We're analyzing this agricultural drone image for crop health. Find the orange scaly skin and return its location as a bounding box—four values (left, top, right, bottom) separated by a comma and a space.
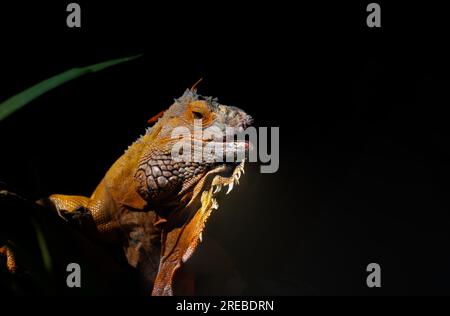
36, 89, 251, 295
0, 245, 17, 273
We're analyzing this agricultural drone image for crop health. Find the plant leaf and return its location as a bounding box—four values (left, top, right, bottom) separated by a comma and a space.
0, 54, 142, 121
31, 219, 53, 275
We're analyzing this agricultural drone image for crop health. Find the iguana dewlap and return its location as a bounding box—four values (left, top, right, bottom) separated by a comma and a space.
39, 89, 252, 295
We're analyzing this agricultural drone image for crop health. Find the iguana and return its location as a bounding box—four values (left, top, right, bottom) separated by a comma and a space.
1, 88, 251, 295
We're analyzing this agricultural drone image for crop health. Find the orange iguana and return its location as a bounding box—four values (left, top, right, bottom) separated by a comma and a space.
1, 88, 251, 295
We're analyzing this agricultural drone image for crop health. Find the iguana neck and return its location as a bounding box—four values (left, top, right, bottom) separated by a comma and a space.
89, 132, 156, 238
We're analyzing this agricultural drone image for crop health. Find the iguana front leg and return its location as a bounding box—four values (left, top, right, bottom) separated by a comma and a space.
39, 182, 123, 242
45, 194, 91, 219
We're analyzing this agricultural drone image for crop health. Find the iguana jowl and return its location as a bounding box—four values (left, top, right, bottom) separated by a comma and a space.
39, 89, 251, 295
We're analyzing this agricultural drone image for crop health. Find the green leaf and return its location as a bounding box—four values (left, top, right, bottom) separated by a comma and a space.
0, 54, 142, 121
31, 219, 53, 275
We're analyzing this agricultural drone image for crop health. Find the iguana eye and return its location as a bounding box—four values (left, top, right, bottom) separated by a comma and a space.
192, 110, 204, 120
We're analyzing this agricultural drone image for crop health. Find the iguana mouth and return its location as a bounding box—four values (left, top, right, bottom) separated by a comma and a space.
189, 158, 246, 204
177, 140, 249, 197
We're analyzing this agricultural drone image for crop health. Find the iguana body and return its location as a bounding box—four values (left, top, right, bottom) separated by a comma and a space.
7, 89, 252, 295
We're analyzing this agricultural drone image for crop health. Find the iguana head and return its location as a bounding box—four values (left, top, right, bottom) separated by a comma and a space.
135, 89, 251, 211
132, 89, 252, 295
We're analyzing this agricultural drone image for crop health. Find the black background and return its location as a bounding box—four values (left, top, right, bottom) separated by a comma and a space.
1, 1, 450, 295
